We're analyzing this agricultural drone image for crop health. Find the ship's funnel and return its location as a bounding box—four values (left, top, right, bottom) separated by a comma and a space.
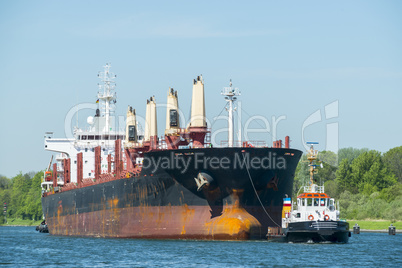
165, 88, 180, 135
144, 96, 157, 142
190, 75, 206, 128
125, 106, 137, 143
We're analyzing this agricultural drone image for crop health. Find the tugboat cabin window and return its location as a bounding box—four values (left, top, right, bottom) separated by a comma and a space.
102, 135, 109, 140
81, 135, 87, 140
110, 135, 116, 140
329, 199, 335, 211
95, 135, 100, 140
307, 198, 313, 206
88, 135, 94, 140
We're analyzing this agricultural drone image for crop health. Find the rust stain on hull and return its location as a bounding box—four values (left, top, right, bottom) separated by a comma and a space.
45, 204, 264, 240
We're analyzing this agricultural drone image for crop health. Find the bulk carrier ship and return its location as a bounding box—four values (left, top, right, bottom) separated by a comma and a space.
41, 64, 302, 240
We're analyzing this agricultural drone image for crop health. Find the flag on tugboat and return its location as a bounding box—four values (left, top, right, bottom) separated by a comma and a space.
283, 198, 291, 207
96, 99, 99, 103
282, 198, 292, 218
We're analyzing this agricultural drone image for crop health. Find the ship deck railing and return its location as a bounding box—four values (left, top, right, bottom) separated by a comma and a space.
219, 140, 267, 147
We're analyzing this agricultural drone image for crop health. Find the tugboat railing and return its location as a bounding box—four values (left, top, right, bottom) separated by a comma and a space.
303, 185, 324, 193
296, 185, 325, 196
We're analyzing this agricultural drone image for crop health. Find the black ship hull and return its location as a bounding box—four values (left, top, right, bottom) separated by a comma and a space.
284, 221, 351, 243
42, 147, 302, 239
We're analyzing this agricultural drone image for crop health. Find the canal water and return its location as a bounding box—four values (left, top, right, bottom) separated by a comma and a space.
0, 226, 401, 267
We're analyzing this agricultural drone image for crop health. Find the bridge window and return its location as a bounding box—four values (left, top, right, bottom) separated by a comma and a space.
81, 135, 87, 140
170, 109, 178, 127
128, 126, 136, 141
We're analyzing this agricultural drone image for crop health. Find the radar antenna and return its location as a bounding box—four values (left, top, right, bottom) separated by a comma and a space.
97, 63, 117, 132
221, 80, 241, 147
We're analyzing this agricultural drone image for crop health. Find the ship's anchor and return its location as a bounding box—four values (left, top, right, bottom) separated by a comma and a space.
194, 173, 209, 191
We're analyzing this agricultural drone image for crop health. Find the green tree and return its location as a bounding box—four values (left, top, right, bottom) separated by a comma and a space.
350, 151, 397, 195
324, 180, 337, 198
338, 147, 369, 164
10, 172, 32, 219
0, 175, 11, 189
293, 154, 310, 197
383, 146, 402, 182
335, 158, 353, 194
319, 150, 338, 167
316, 150, 337, 183
24, 171, 43, 220
379, 183, 402, 203
383, 196, 402, 221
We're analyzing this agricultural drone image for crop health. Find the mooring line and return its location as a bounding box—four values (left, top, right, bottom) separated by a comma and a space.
242, 153, 281, 228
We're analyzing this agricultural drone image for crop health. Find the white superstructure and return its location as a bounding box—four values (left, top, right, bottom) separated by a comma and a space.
43, 64, 142, 187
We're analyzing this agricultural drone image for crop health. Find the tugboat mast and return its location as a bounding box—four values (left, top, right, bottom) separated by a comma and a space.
306, 142, 321, 192
221, 80, 240, 147
97, 63, 117, 132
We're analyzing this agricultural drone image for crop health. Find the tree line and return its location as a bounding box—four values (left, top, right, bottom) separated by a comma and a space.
1, 146, 402, 222
293, 146, 402, 221
0, 171, 43, 222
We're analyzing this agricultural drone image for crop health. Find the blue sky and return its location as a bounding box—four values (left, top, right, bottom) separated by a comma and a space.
0, 0, 401, 178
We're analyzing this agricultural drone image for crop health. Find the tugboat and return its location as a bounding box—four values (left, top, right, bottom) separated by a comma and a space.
268, 142, 351, 243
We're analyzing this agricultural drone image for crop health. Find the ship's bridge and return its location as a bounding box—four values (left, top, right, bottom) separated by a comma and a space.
76, 133, 125, 141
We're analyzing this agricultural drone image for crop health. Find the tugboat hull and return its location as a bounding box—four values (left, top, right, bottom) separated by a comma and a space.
284, 221, 351, 243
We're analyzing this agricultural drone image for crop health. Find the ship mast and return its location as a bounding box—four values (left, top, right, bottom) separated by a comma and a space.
97, 63, 117, 132
306, 142, 320, 192
221, 80, 240, 147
